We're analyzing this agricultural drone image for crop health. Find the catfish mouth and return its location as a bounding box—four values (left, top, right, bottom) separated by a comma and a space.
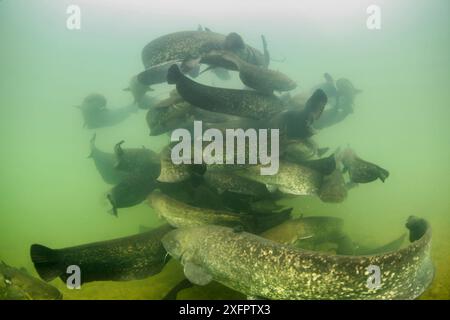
161, 231, 184, 260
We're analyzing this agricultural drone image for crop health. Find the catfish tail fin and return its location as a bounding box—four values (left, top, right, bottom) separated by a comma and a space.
30, 244, 63, 282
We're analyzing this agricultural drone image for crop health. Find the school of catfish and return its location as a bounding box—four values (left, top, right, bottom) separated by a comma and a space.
1, 25, 434, 300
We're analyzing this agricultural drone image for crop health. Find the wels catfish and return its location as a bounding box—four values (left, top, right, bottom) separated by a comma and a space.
270, 89, 327, 139
203, 169, 270, 198
167, 64, 285, 120
261, 216, 345, 247
107, 173, 158, 216
282, 138, 329, 162
76, 93, 138, 129
261, 216, 406, 255
88, 134, 126, 185
146, 101, 194, 136
162, 216, 433, 299
161, 216, 408, 299
340, 148, 389, 183
135, 30, 267, 98
30, 224, 173, 284
149, 190, 290, 233
235, 160, 324, 196
0, 261, 62, 300
113, 140, 160, 176
203, 50, 296, 93
157, 145, 206, 183
140, 30, 266, 74
318, 168, 348, 203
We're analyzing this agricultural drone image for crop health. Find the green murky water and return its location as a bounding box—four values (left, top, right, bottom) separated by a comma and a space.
0, 0, 449, 299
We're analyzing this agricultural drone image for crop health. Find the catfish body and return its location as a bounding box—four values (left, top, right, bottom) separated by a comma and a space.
149, 190, 289, 233
236, 160, 324, 196
88, 134, 126, 185
203, 50, 296, 93
78, 94, 137, 129
0, 261, 62, 300
107, 173, 158, 216
163, 218, 433, 300
167, 64, 284, 120
141, 31, 266, 70
340, 148, 389, 183
30, 224, 173, 284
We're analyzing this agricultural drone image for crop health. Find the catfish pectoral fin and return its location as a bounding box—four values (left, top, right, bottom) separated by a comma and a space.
183, 262, 212, 286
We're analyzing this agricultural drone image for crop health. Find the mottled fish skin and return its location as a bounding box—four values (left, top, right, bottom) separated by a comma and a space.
146, 101, 193, 136
204, 169, 270, 198
167, 64, 285, 120
141, 31, 224, 69
282, 139, 324, 162
260, 216, 345, 247
0, 261, 62, 300
30, 224, 173, 284
157, 145, 206, 183
318, 169, 348, 203
141, 31, 266, 69
163, 219, 433, 300
236, 161, 323, 196
149, 190, 253, 230
158, 157, 194, 183
262, 216, 406, 256
203, 50, 296, 93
